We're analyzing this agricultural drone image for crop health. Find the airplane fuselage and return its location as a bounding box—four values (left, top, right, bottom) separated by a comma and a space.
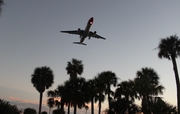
80, 22, 92, 43
79, 17, 93, 44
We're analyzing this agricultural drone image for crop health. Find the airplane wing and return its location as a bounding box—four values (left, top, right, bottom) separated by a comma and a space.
89, 31, 106, 40
60, 30, 84, 35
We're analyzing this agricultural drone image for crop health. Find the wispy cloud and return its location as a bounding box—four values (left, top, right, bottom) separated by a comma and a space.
7, 96, 49, 112
4, 96, 107, 114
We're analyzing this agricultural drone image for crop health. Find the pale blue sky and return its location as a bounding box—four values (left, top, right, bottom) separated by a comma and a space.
0, 0, 180, 113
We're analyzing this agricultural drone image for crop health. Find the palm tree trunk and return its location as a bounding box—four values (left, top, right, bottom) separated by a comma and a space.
171, 57, 180, 114
91, 96, 94, 114
107, 86, 111, 111
39, 92, 43, 114
98, 100, 101, 114
74, 104, 77, 114
98, 93, 102, 114
68, 102, 70, 114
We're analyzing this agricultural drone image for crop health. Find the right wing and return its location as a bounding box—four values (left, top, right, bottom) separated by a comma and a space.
60, 30, 84, 36
89, 31, 106, 40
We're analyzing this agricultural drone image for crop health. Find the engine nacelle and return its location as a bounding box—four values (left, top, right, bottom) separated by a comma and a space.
93, 31, 97, 36
89, 31, 97, 39
78, 28, 81, 33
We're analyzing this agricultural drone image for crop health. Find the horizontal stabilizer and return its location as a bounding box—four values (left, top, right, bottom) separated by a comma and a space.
73, 42, 87, 45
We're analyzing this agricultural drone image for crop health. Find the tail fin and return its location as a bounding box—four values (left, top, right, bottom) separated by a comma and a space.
73, 42, 87, 45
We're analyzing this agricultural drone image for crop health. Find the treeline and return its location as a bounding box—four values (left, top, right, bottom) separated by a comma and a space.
30, 34, 180, 114
45, 63, 177, 114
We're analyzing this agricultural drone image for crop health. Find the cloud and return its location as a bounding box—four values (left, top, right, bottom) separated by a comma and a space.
7, 96, 49, 112
6, 96, 107, 114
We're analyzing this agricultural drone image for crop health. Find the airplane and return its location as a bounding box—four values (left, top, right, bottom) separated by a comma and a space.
60, 17, 106, 45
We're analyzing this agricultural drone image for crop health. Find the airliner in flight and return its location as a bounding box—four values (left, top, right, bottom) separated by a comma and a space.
60, 17, 106, 45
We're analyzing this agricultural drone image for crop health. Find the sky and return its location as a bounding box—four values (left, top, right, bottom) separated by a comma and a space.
0, 0, 180, 113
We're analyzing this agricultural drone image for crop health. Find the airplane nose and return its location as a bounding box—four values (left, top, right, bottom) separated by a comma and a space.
90, 17, 94, 22
89, 17, 94, 24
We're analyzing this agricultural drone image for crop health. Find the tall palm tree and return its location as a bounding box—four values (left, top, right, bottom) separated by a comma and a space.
85, 79, 98, 114
56, 84, 72, 113
157, 34, 180, 113
66, 58, 84, 78
65, 77, 86, 114
95, 76, 106, 114
47, 98, 54, 114
0, 0, 4, 15
31, 66, 54, 114
134, 67, 164, 114
97, 71, 117, 111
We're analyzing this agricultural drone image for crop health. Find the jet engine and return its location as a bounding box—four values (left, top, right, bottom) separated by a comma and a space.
78, 28, 82, 38
93, 31, 97, 36
89, 31, 97, 39
78, 28, 81, 33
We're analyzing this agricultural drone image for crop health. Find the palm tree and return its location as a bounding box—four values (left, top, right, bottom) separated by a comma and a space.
54, 100, 61, 109
31, 66, 54, 114
95, 76, 106, 114
85, 105, 89, 114
148, 97, 177, 114
97, 71, 117, 112
64, 77, 86, 114
134, 67, 164, 114
55, 84, 71, 113
85, 79, 98, 114
0, 0, 4, 15
114, 80, 138, 113
66, 58, 84, 78
110, 98, 139, 114
47, 98, 54, 114
157, 34, 180, 113
47, 90, 62, 109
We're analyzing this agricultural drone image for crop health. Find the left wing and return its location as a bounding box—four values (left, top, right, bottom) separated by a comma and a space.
89, 31, 106, 40
60, 30, 84, 36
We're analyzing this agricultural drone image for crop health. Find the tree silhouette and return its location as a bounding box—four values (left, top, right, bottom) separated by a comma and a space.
85, 105, 89, 114
114, 80, 139, 113
134, 67, 164, 114
157, 34, 180, 113
47, 98, 54, 114
64, 77, 86, 114
85, 79, 98, 114
24, 108, 37, 114
0, 99, 21, 114
41, 111, 48, 114
66, 58, 83, 78
97, 71, 117, 111
31, 66, 54, 114
148, 97, 177, 114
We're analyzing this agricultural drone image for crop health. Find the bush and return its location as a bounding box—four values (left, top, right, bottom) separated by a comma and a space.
24, 108, 37, 114
0, 99, 21, 114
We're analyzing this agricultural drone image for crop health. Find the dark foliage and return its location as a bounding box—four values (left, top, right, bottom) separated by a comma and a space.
24, 108, 37, 114
0, 99, 21, 114
53, 109, 65, 114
